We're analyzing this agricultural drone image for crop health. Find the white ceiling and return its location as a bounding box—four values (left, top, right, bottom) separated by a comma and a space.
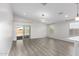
11, 3, 77, 24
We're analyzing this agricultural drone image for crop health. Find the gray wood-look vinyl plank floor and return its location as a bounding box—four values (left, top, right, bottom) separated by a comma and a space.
9, 38, 74, 56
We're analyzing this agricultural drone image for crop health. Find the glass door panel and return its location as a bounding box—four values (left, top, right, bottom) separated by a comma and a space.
16, 26, 23, 36
16, 24, 31, 40
16, 25, 23, 40
24, 25, 30, 38
25, 26, 30, 35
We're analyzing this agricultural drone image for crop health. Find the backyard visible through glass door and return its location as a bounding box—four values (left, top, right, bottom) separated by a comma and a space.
16, 24, 31, 40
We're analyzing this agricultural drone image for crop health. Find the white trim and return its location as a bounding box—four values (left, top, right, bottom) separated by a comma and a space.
7, 41, 13, 56
48, 37, 75, 43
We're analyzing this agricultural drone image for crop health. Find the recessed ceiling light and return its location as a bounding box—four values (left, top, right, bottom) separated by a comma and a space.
65, 15, 69, 18
42, 14, 45, 16
24, 13, 26, 16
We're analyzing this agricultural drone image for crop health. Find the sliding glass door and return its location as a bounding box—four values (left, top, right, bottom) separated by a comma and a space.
24, 25, 31, 38
16, 24, 31, 40
16, 25, 23, 40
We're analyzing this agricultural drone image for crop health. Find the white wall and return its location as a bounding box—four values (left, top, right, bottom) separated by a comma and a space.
14, 16, 47, 40
0, 4, 13, 55
48, 21, 69, 40
31, 21, 47, 39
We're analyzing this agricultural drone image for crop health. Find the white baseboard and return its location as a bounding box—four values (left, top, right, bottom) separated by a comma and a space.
48, 37, 74, 43
7, 41, 13, 56
31, 37, 47, 39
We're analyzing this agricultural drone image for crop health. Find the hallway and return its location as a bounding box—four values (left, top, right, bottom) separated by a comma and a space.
9, 38, 74, 56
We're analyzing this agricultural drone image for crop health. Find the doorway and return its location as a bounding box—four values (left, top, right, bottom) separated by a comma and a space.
16, 24, 31, 40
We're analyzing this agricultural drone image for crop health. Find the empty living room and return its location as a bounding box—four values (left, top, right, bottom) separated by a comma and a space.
0, 0, 79, 59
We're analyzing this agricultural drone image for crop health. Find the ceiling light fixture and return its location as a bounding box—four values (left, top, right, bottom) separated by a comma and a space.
42, 13, 45, 16
75, 3, 79, 21
41, 13, 47, 22
65, 15, 69, 18
41, 13, 48, 18
40, 3, 48, 23
24, 13, 26, 16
